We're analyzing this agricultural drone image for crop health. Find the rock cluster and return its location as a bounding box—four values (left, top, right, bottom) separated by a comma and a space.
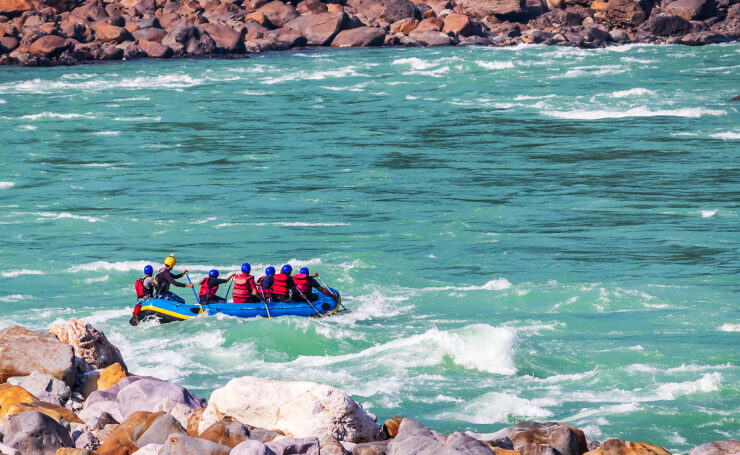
0, 0, 736, 66
0, 320, 738, 455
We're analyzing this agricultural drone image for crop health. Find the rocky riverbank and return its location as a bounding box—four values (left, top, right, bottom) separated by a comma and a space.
0, 320, 737, 455
0, 0, 737, 66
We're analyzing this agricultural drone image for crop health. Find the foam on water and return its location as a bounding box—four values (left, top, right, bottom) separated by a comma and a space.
0, 182, 14, 189
475, 60, 515, 70
1, 269, 44, 278
91, 131, 120, 136
718, 323, 740, 332
421, 278, 512, 293
445, 391, 555, 424
0, 74, 205, 94
34, 212, 104, 223
701, 210, 717, 218
608, 88, 656, 98
710, 131, 740, 139
7, 112, 96, 120
542, 107, 726, 120
0, 294, 30, 302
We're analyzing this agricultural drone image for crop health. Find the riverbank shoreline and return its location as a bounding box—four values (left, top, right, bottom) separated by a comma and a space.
0, 0, 737, 67
0, 319, 737, 455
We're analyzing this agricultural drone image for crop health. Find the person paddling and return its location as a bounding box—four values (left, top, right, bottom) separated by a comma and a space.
271, 264, 295, 303
134, 265, 155, 300
292, 267, 336, 301
233, 263, 260, 303
199, 269, 236, 304
257, 266, 276, 301
154, 256, 192, 303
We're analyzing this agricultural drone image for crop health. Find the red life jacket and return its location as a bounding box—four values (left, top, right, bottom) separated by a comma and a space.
257, 276, 273, 299
134, 278, 145, 299
233, 273, 255, 303
199, 277, 218, 299
272, 273, 290, 297
293, 273, 311, 295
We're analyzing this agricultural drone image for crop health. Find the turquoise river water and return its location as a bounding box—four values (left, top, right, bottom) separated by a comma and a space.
1, 44, 739, 451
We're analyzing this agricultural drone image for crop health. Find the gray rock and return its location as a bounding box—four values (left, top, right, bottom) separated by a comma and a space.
74, 431, 100, 450
136, 443, 164, 454
483, 422, 586, 455
641, 13, 692, 35
664, 0, 714, 20
410, 30, 452, 45
8, 372, 72, 401
353, 441, 388, 454
587, 440, 601, 451
135, 412, 185, 447
388, 419, 492, 455
231, 439, 274, 455
159, 433, 231, 455
688, 441, 740, 455
0, 326, 76, 387
3, 410, 74, 455
0, 443, 21, 455
267, 437, 320, 455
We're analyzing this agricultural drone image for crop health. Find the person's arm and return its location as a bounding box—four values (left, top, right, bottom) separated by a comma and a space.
310, 277, 336, 298
165, 270, 191, 288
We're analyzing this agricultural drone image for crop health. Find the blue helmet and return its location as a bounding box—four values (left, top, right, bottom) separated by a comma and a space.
209, 269, 219, 278
281, 264, 292, 274
241, 263, 251, 273
144, 265, 153, 275
265, 266, 275, 275
300, 267, 309, 275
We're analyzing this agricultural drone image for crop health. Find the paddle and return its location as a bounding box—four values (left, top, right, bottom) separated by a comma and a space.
316, 276, 346, 311
294, 287, 324, 318
185, 273, 204, 314
224, 277, 234, 302
258, 288, 272, 319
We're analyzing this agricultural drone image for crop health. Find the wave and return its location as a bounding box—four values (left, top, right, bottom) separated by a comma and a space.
83, 275, 109, 284
608, 88, 656, 98
701, 210, 717, 218
718, 323, 740, 332
91, 131, 120, 136
443, 392, 555, 424
252, 222, 350, 227
6, 112, 96, 120
542, 107, 726, 120
1, 269, 44, 278
112, 97, 150, 101
655, 372, 722, 400
0, 74, 205, 95
81, 308, 132, 325
34, 212, 104, 223
421, 278, 512, 292
260, 67, 365, 85
0, 182, 14, 189
113, 116, 161, 122
0, 294, 30, 302
0, 99, 5, 103
710, 131, 740, 140
475, 60, 514, 70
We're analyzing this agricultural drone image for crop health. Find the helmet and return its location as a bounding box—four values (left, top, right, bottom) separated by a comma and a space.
209, 269, 219, 278
241, 263, 251, 273
164, 256, 176, 268
300, 267, 309, 275
144, 265, 153, 275
265, 266, 275, 275
281, 264, 292, 274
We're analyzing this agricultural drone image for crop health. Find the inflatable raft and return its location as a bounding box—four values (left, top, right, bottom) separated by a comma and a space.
130, 289, 342, 325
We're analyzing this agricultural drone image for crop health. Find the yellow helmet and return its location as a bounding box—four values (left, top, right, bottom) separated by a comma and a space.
164, 256, 176, 268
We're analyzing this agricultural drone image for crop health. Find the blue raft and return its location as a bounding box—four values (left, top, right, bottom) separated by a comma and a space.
131, 289, 342, 325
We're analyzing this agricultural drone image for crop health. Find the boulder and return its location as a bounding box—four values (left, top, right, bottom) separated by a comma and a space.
0, 0, 32, 16
390, 17, 419, 34
8, 371, 71, 401
133, 443, 163, 454
268, 437, 320, 455
93, 23, 128, 42
231, 440, 274, 455
379, 0, 419, 22
297, 0, 328, 14
641, 13, 691, 35
284, 12, 346, 46
153, 397, 197, 429
0, 36, 20, 52
689, 441, 740, 455
3, 411, 74, 455
415, 17, 444, 31
55, 449, 90, 455
0, 326, 76, 387
331, 26, 387, 46
457, 0, 527, 19
198, 418, 251, 448
199, 23, 244, 52
159, 433, 231, 455
74, 432, 100, 451
442, 12, 474, 35
409, 29, 451, 44
187, 408, 206, 436
384, 417, 404, 439
245, 11, 270, 25
320, 435, 346, 455
268, 26, 307, 46
96, 411, 186, 455
387, 419, 493, 455
133, 26, 167, 43
482, 422, 587, 455
585, 439, 670, 455
257, 0, 299, 27
603, 0, 647, 27
664, 0, 714, 20
0, 383, 37, 419
2, 401, 83, 424
162, 23, 197, 53
353, 441, 389, 455
198, 377, 381, 443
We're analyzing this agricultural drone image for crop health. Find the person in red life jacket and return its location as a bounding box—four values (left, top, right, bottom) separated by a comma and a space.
270, 264, 295, 302
135, 265, 155, 300
257, 266, 276, 301
199, 269, 236, 304
154, 256, 192, 303
233, 263, 260, 303
291, 267, 337, 302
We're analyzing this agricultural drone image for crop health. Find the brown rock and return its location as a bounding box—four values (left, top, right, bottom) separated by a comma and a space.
56, 449, 91, 455
664, 0, 714, 20
268, 25, 306, 46
327, 3, 344, 12
199, 23, 244, 52
415, 16, 443, 31
641, 13, 691, 35
331, 26, 385, 46
159, 433, 231, 455
457, 0, 524, 18
0, 326, 76, 386
71, 3, 109, 21
603, 0, 647, 27
590, 0, 607, 8
391, 17, 418, 33
94, 22, 128, 42
4, 401, 84, 424
409, 28, 451, 44
0, 35, 19, 51
379, 0, 419, 22
688, 441, 740, 455
199, 418, 250, 448
137, 39, 171, 57
95, 45, 124, 59
133, 26, 166, 41
97, 411, 186, 455
0, 0, 32, 16
0, 383, 36, 419
585, 439, 671, 455
383, 416, 404, 438
297, 0, 328, 14
284, 12, 346, 45
244, 10, 269, 24
81, 362, 127, 398
187, 407, 206, 437
257, 0, 299, 27
490, 422, 587, 455
492, 449, 522, 455
442, 12, 474, 34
